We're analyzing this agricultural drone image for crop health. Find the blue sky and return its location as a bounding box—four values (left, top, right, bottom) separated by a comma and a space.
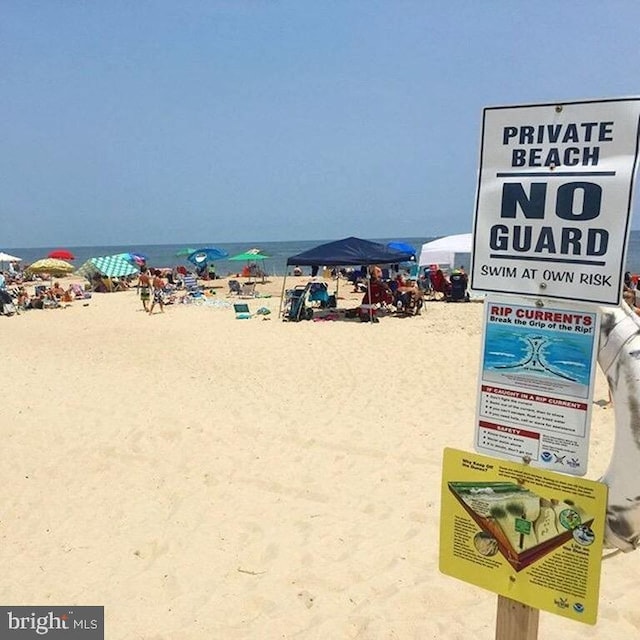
2, 1, 640, 247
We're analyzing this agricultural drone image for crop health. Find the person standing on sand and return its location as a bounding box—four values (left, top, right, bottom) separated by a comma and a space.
148, 269, 165, 315
139, 267, 151, 312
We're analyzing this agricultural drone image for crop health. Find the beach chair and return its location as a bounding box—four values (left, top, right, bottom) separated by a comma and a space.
233, 303, 252, 319
446, 271, 470, 302
228, 279, 241, 295
71, 283, 91, 299
307, 281, 329, 307
0, 289, 17, 316
282, 285, 313, 321
240, 282, 256, 298
183, 272, 201, 292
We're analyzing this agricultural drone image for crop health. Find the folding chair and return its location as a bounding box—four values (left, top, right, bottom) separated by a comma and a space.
240, 282, 256, 298
228, 279, 242, 295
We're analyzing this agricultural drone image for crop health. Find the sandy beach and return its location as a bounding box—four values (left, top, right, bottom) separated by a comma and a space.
1, 275, 638, 639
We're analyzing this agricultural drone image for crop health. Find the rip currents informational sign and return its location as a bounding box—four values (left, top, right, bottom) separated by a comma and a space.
471, 97, 640, 306
474, 296, 600, 476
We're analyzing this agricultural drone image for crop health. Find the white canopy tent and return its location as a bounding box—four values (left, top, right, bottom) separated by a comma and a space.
418, 233, 472, 267
0, 252, 21, 263
0, 252, 22, 272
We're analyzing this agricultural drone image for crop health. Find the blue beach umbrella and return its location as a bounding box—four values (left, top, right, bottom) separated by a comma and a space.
187, 247, 229, 266
386, 241, 416, 258
176, 247, 197, 257
111, 252, 147, 267
129, 252, 147, 265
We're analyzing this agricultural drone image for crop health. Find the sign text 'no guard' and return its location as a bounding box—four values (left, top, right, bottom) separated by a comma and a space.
471, 97, 640, 306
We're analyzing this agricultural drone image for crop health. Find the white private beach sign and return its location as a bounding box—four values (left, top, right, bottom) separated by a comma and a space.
471, 98, 640, 306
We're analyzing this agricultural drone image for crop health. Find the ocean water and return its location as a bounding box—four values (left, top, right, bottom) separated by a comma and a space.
6, 230, 640, 277
4, 236, 437, 277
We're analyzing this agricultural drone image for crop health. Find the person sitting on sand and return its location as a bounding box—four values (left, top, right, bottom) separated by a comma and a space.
49, 281, 65, 300
27, 290, 45, 309
111, 277, 129, 292
15, 287, 29, 310
362, 266, 393, 306
623, 289, 640, 316
394, 274, 423, 315
430, 268, 451, 298
61, 285, 75, 303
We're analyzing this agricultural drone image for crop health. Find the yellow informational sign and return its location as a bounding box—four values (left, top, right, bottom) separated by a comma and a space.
439, 448, 607, 624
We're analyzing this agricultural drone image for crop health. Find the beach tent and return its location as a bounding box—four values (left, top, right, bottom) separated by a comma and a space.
281, 237, 415, 319
76, 255, 140, 292
286, 236, 414, 267
418, 233, 472, 268
0, 252, 21, 271
76, 255, 140, 279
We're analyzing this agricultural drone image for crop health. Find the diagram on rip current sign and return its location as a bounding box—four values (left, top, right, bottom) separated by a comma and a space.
475, 301, 599, 476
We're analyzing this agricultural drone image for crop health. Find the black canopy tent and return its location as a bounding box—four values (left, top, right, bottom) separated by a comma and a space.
280, 236, 415, 319
286, 236, 414, 267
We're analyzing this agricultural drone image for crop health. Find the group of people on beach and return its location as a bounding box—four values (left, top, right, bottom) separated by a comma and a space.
138, 267, 169, 314
4, 281, 90, 312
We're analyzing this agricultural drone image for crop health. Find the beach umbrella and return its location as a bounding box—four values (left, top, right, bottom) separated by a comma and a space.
176, 247, 197, 257
26, 258, 75, 276
386, 241, 416, 258
111, 252, 146, 267
130, 252, 147, 265
228, 250, 271, 261
47, 249, 75, 260
228, 249, 271, 281
187, 247, 229, 266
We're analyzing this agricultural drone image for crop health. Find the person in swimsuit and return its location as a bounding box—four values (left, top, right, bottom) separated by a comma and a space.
139, 267, 151, 312
148, 269, 165, 315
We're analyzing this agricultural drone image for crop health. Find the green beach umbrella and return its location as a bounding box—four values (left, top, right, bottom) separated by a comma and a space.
228, 249, 270, 261
176, 247, 197, 257
228, 248, 270, 281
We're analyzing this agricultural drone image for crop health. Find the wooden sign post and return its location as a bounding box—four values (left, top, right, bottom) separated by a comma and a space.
496, 596, 539, 640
